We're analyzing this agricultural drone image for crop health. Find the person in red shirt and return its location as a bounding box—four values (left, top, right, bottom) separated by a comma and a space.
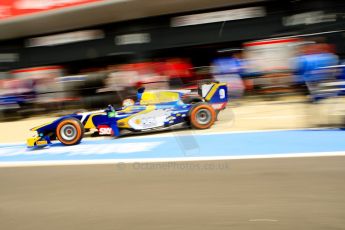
164, 58, 193, 89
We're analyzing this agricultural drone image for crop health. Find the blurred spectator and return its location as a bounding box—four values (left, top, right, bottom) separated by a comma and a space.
212, 52, 245, 99
164, 58, 194, 89
295, 42, 339, 101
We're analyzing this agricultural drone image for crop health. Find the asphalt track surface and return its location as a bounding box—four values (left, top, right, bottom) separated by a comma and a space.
1, 100, 345, 229
1, 156, 345, 230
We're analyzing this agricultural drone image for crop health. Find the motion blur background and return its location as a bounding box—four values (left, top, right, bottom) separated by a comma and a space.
2, 3, 345, 230
1, 0, 345, 127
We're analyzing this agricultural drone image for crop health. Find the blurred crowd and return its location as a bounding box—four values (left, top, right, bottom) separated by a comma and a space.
1, 37, 345, 124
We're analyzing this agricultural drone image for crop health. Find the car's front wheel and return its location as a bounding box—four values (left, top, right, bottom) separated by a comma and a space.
56, 118, 84, 145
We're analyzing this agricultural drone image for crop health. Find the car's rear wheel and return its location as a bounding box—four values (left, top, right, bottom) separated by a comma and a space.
56, 118, 84, 145
189, 103, 216, 129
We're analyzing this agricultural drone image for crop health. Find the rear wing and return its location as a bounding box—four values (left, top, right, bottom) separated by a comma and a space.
199, 82, 228, 110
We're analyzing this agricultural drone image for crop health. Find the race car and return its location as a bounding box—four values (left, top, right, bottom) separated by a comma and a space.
27, 82, 228, 148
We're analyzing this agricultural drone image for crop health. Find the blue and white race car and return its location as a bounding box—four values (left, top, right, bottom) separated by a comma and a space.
27, 82, 228, 147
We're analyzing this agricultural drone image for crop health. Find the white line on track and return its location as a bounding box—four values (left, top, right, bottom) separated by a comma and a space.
1, 151, 345, 168
249, 219, 279, 222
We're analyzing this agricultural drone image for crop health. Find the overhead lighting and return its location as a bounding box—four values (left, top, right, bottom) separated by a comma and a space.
171, 7, 265, 27
217, 48, 243, 53
0, 53, 19, 62
26, 30, 104, 47
115, 33, 151, 45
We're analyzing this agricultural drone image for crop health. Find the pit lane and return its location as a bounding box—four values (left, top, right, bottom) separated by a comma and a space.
1, 100, 345, 229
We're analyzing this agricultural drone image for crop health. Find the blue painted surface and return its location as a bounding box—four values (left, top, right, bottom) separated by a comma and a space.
0, 129, 344, 162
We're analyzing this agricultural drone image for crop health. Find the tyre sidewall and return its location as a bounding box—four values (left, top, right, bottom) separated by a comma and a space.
189, 103, 216, 129
56, 118, 84, 145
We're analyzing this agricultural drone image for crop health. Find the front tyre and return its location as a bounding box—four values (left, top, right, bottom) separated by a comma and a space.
189, 103, 216, 129
56, 118, 84, 145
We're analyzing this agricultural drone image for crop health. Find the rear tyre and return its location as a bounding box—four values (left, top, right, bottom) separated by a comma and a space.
189, 103, 216, 129
56, 118, 84, 145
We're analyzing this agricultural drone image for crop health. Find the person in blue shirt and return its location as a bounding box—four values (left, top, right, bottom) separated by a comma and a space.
212, 52, 245, 99
295, 43, 338, 101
